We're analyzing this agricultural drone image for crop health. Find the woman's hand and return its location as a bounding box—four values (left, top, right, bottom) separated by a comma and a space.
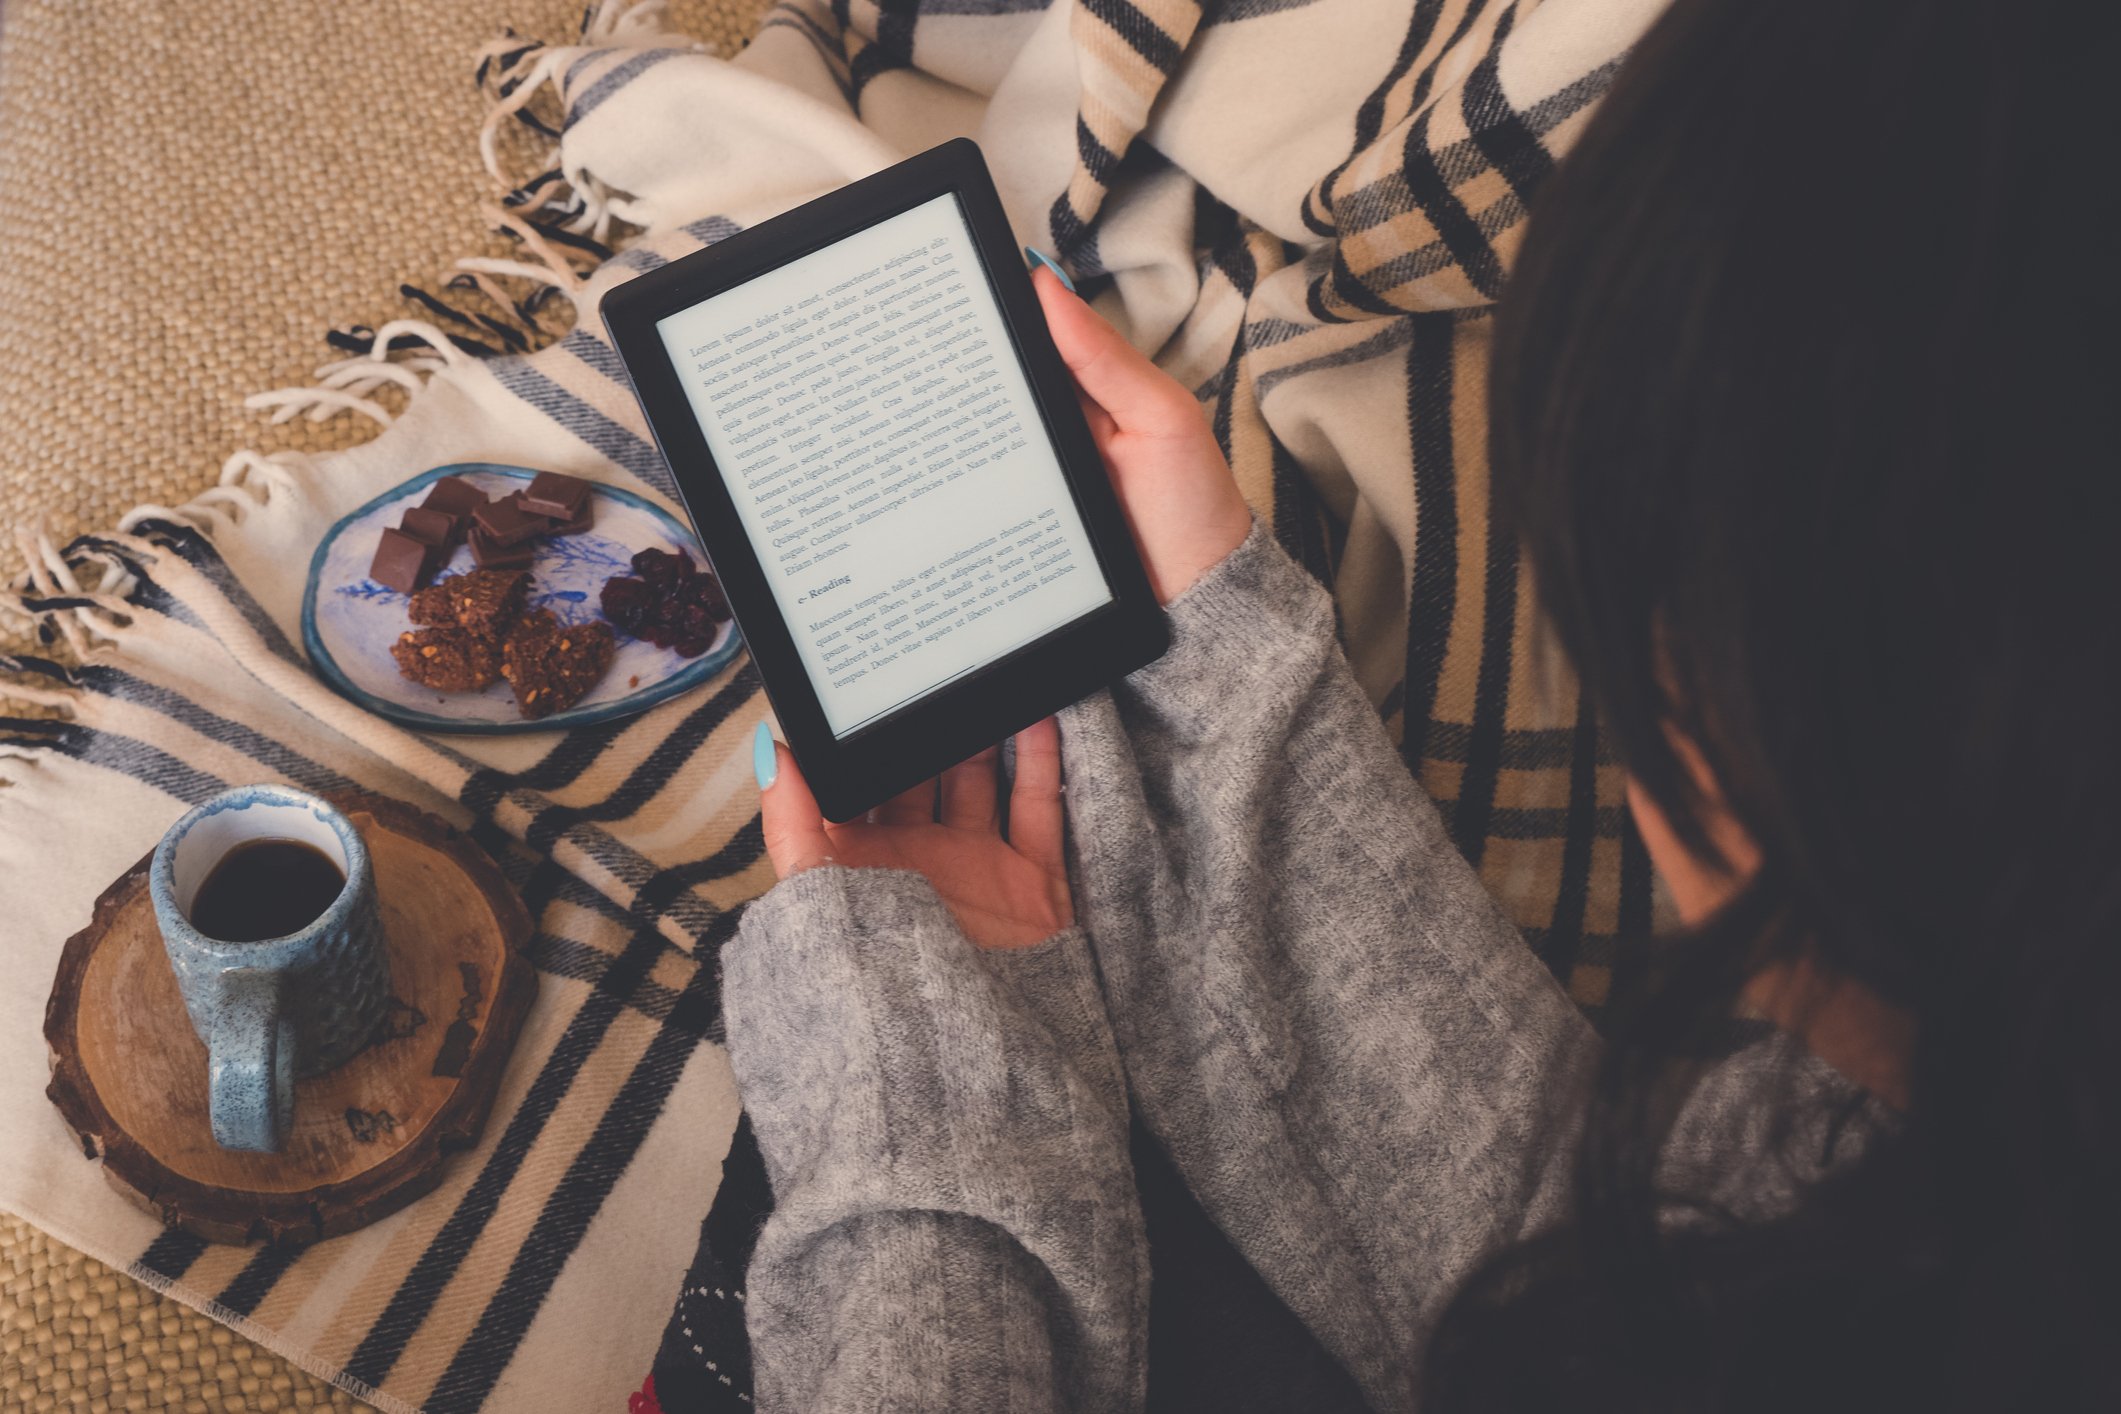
1031, 265, 1253, 606
755, 717, 1073, 949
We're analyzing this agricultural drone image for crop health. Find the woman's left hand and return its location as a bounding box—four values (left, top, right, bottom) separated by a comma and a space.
754, 717, 1073, 950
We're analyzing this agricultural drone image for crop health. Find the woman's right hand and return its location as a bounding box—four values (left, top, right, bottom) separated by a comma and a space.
1031, 264, 1253, 606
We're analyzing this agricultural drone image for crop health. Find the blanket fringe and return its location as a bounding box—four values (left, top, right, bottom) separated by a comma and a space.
1, 523, 139, 665
4, 0, 692, 668
212, 0, 690, 460
475, 0, 699, 245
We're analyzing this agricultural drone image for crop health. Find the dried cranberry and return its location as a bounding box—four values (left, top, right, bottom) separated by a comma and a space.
678, 572, 729, 616
600, 575, 653, 631
662, 610, 704, 649
631, 548, 680, 585
602, 551, 724, 648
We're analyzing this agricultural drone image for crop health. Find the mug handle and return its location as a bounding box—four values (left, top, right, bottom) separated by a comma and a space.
206, 967, 296, 1152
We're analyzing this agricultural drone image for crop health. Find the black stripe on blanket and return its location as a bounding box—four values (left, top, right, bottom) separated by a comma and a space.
1444, 498, 1521, 864
1074, 114, 1123, 188
530, 932, 712, 1039
422, 919, 729, 1413
845, 0, 921, 102
482, 360, 678, 498
522, 665, 762, 854
216, 1242, 307, 1320
1395, 105, 1505, 302
1079, 0, 1190, 74
1304, 238, 1415, 323
1270, 434, 1341, 596
1397, 312, 1458, 771
59, 723, 231, 805
628, 814, 765, 957
339, 916, 684, 1391
69, 664, 366, 799
1459, 47, 1553, 207
459, 716, 640, 808
136, 1228, 210, 1286
565, 47, 687, 130
1304, 0, 1440, 236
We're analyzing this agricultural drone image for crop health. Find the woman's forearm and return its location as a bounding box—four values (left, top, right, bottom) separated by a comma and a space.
722, 867, 1149, 1412
1059, 521, 1599, 1411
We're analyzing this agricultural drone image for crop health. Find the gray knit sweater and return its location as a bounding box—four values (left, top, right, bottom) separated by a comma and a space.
720, 521, 1876, 1413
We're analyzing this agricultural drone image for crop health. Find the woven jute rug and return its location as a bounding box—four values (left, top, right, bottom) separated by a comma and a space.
0, 2, 767, 1408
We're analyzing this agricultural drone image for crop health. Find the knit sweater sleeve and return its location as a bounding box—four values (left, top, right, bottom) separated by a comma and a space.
1057, 519, 1602, 1412
719, 865, 1148, 1413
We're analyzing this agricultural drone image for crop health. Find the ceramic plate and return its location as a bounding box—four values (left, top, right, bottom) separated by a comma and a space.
302, 464, 739, 733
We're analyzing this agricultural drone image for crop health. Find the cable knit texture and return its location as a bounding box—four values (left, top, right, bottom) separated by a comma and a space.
721, 521, 1882, 1413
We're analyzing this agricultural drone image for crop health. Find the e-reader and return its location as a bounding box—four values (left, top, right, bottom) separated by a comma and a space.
602, 138, 1168, 821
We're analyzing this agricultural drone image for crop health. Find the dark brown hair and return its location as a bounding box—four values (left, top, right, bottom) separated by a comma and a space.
1436, 0, 2121, 1407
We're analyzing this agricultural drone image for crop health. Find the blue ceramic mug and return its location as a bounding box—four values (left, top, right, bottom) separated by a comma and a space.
149, 786, 392, 1152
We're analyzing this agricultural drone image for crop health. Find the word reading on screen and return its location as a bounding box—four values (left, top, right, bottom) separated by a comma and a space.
657, 194, 1114, 736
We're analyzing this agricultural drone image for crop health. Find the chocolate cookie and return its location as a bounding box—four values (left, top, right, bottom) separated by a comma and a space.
501, 610, 614, 719
406, 581, 458, 627
391, 627, 502, 692
442, 568, 529, 640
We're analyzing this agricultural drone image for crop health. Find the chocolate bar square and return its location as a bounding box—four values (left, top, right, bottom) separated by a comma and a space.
399, 505, 460, 549
469, 525, 536, 569
520, 472, 592, 522
422, 476, 488, 518
369, 527, 436, 594
473, 491, 544, 547
546, 501, 595, 536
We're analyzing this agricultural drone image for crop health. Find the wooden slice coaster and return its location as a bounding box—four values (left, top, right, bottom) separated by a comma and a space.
43, 792, 536, 1247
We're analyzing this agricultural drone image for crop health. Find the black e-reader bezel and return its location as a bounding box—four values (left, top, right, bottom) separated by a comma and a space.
601, 138, 1167, 822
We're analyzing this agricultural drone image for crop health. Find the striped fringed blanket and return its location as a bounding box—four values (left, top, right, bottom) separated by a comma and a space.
0, 1, 1665, 1410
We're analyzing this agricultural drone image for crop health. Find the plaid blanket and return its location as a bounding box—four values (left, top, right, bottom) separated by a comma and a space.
0, 1, 1661, 1410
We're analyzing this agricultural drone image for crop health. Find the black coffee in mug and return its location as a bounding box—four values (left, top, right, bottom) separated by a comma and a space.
187, 838, 348, 943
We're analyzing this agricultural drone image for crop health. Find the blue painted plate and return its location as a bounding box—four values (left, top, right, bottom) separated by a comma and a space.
302, 464, 739, 734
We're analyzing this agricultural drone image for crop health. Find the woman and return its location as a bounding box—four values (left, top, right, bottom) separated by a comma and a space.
720, 0, 2117, 1408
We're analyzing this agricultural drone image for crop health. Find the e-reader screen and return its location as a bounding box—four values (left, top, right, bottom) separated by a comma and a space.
653, 194, 1115, 738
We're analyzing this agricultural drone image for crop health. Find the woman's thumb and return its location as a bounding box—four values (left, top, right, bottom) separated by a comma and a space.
754, 720, 834, 877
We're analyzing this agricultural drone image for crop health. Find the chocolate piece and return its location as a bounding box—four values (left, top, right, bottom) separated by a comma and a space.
520, 472, 592, 522
468, 525, 536, 570
546, 501, 595, 536
399, 505, 460, 549
421, 476, 487, 518
473, 491, 543, 547
502, 610, 614, 719
369, 527, 436, 594
407, 581, 458, 626
442, 568, 529, 640
390, 626, 501, 691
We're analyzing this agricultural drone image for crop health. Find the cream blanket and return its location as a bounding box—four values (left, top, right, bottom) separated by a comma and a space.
0, 1, 1658, 1409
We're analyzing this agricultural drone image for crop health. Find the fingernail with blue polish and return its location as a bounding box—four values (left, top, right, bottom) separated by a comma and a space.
1025, 246, 1075, 294
753, 720, 778, 790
